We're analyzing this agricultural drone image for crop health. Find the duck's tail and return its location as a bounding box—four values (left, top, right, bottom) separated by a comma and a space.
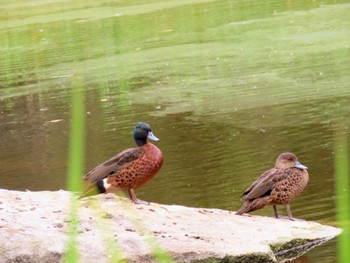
78, 180, 105, 199
235, 199, 267, 215
236, 201, 252, 215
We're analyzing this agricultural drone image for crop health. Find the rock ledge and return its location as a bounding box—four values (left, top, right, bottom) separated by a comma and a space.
0, 189, 342, 263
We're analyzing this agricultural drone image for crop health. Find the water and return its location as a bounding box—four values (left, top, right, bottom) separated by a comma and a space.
1, 0, 350, 262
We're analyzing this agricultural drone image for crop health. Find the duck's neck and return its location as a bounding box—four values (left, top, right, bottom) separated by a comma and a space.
135, 138, 147, 147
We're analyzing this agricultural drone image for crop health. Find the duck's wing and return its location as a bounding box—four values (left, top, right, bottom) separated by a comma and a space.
241, 168, 287, 200
83, 147, 144, 183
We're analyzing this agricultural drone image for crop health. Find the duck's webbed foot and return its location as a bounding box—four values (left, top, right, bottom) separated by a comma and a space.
272, 204, 305, 221
132, 198, 150, 205
128, 189, 150, 205
273, 205, 302, 221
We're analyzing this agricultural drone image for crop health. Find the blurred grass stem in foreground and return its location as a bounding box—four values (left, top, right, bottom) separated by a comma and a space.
64, 79, 85, 263
334, 128, 350, 263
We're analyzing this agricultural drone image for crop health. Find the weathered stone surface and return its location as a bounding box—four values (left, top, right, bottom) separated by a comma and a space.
0, 189, 341, 263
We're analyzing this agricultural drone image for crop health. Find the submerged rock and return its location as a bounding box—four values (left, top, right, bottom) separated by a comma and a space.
0, 189, 341, 263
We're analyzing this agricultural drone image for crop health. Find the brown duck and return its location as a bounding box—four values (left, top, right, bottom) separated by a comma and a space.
236, 152, 308, 220
81, 122, 163, 204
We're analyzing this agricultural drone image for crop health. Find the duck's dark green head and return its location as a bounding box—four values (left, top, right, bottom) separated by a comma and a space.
133, 122, 160, 146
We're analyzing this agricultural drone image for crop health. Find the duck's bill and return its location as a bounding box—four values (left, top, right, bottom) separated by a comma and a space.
294, 161, 308, 170
147, 131, 160, 142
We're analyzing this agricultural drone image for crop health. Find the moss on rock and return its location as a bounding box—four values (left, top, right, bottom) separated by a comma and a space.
271, 238, 325, 261
189, 253, 275, 263
221, 253, 275, 263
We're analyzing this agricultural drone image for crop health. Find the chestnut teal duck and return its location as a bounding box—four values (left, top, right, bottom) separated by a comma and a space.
236, 152, 308, 220
81, 122, 163, 204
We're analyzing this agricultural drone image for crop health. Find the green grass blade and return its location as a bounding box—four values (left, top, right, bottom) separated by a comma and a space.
334, 130, 350, 263
64, 79, 86, 263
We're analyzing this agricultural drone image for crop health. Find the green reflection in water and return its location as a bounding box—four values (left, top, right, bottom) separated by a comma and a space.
334, 129, 350, 263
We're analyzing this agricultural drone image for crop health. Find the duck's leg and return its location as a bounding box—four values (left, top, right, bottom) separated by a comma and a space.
286, 204, 305, 221
273, 205, 279, 218
127, 188, 149, 205
286, 204, 294, 221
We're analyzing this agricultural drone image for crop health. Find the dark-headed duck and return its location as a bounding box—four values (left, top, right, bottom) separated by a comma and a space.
81, 122, 163, 204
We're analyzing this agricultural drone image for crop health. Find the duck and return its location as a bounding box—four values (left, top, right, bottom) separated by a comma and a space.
235, 152, 308, 220
81, 122, 164, 204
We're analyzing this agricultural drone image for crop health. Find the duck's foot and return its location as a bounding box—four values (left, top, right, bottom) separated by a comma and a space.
131, 198, 150, 205
128, 188, 150, 205
275, 215, 294, 220
289, 217, 305, 222
273, 204, 303, 221
274, 215, 304, 221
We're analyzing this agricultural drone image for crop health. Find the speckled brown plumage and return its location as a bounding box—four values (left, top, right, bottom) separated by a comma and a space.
81, 122, 163, 204
103, 143, 163, 190
236, 152, 309, 220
